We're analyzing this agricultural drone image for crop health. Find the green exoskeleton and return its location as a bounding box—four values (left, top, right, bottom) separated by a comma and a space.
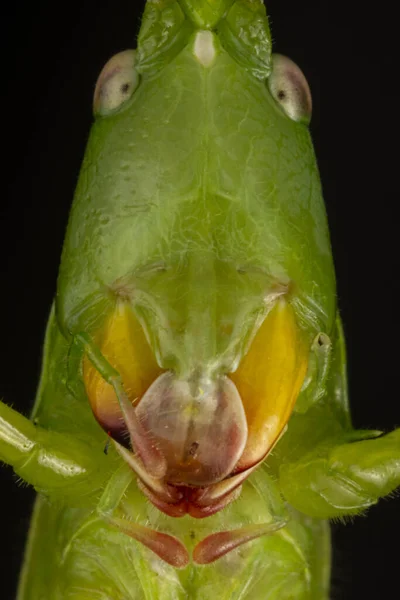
1, 1, 399, 598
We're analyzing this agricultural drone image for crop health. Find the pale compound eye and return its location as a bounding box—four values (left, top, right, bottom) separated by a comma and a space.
93, 50, 139, 116
268, 54, 312, 124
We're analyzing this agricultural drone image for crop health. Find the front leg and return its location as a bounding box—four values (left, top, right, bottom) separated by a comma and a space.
0, 400, 111, 503
279, 428, 400, 518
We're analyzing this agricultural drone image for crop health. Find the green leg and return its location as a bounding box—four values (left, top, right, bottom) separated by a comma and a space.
0, 400, 111, 504
76, 332, 167, 478
279, 428, 400, 518
0, 394, 188, 568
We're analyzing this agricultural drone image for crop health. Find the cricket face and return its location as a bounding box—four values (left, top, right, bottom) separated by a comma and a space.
83, 281, 308, 521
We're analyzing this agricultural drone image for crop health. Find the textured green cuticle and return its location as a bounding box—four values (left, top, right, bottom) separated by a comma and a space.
178, 0, 235, 29
217, 0, 272, 78
137, 0, 272, 78
136, 0, 194, 72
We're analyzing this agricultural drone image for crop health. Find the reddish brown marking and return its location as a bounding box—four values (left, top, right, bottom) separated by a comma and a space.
193, 522, 286, 565
188, 487, 242, 519
107, 516, 189, 568
137, 480, 188, 518
138, 478, 242, 519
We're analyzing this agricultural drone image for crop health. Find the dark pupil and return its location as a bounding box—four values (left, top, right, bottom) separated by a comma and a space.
121, 82, 130, 94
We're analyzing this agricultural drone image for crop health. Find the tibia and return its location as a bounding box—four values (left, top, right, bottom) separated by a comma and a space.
77, 332, 167, 479
0, 400, 110, 503
279, 428, 400, 519
113, 441, 180, 504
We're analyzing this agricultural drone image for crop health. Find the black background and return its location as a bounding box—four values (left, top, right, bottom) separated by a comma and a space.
1, 1, 399, 598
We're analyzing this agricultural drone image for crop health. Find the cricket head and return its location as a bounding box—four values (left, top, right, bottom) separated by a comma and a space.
58, 0, 336, 567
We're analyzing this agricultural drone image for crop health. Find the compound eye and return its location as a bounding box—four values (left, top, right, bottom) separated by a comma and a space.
93, 50, 139, 116
268, 54, 312, 124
